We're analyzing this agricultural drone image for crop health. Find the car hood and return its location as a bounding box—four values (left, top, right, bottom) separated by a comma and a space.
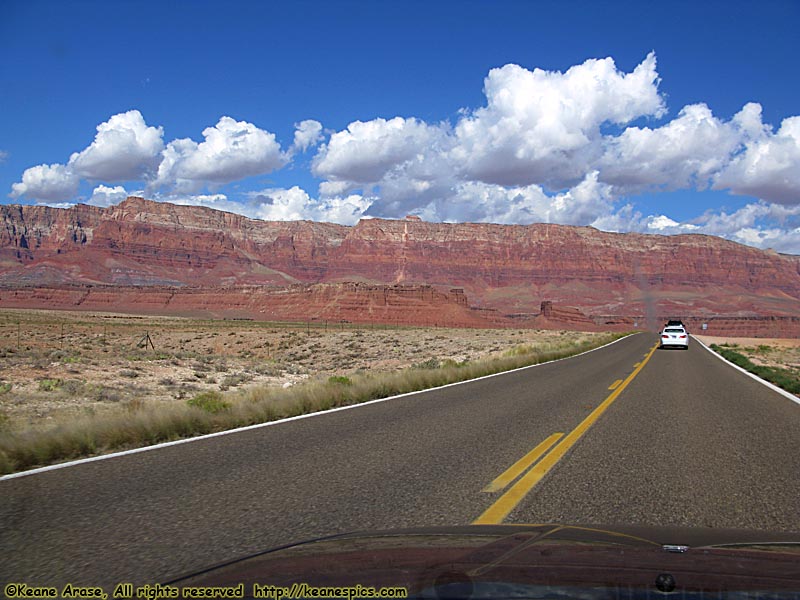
168, 524, 800, 598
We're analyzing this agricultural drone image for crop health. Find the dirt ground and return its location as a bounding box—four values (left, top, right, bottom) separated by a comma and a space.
0, 309, 607, 431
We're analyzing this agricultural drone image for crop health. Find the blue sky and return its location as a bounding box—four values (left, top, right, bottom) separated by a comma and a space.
1, 0, 799, 252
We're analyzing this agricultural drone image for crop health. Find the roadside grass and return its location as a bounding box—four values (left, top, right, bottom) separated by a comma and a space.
0, 331, 628, 475
710, 344, 800, 395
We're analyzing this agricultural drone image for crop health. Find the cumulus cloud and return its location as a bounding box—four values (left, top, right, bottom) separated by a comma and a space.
450, 53, 665, 187
151, 116, 288, 193
313, 117, 449, 183
10, 163, 80, 201
598, 103, 743, 191
248, 187, 371, 225
592, 200, 800, 253
309, 54, 669, 222
8, 53, 800, 251
417, 172, 615, 226
714, 115, 800, 204
167, 187, 371, 226
69, 110, 164, 181
9, 110, 162, 202
290, 120, 323, 154
87, 184, 129, 207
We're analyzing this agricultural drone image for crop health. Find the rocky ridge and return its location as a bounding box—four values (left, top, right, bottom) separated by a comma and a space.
2, 197, 799, 333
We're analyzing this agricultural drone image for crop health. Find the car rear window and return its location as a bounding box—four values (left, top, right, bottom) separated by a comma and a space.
664, 328, 685, 333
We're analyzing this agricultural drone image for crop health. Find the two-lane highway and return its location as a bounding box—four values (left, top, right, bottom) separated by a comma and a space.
1, 333, 798, 590
504, 337, 800, 529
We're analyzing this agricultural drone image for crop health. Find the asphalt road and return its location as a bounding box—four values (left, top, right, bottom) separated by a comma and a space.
2, 333, 798, 590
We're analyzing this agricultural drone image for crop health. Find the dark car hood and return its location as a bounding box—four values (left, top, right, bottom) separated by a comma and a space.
168, 524, 800, 598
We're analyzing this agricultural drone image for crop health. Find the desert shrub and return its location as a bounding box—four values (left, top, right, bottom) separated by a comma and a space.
250, 363, 281, 376
187, 391, 230, 414
60, 379, 86, 395
219, 373, 253, 390
38, 379, 64, 392
328, 375, 352, 385
414, 358, 440, 370
0, 382, 12, 395
93, 386, 123, 403
441, 358, 468, 368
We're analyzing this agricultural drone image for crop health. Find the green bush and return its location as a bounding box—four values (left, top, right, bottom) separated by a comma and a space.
327, 375, 352, 385
187, 391, 230, 414
414, 358, 440, 370
38, 379, 64, 392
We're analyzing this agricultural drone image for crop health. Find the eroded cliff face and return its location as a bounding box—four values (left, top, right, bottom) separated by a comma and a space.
0, 283, 491, 329
2, 196, 800, 324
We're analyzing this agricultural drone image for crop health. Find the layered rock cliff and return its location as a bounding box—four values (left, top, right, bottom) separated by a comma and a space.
2, 197, 800, 330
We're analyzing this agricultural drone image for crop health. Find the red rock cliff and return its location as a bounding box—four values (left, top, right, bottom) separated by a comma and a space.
2, 197, 799, 320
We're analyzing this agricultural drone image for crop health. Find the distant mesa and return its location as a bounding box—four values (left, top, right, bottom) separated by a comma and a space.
1, 196, 799, 336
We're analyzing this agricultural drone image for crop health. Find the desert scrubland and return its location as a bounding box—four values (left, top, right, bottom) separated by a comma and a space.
0, 308, 613, 433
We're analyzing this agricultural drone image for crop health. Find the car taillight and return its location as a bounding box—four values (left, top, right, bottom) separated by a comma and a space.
679, 335, 686, 338
661, 335, 669, 338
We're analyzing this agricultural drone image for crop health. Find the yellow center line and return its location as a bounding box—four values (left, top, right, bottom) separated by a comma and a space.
633, 362, 641, 368
482, 433, 564, 493
473, 342, 659, 525
608, 379, 623, 390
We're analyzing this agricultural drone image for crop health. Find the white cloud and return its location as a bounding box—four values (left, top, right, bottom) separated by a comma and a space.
87, 184, 129, 207
319, 180, 356, 197
68, 110, 164, 181
450, 53, 665, 187
598, 103, 742, 191
290, 120, 323, 154
151, 116, 287, 193
312, 117, 449, 183
374, 171, 615, 227
166, 187, 372, 226
593, 201, 800, 253
8, 53, 800, 252
646, 214, 699, 231
714, 115, 800, 205
10, 163, 79, 201
248, 187, 371, 225
0, 150, 8, 164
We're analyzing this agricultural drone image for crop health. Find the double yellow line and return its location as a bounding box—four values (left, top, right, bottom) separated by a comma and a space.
473, 342, 659, 525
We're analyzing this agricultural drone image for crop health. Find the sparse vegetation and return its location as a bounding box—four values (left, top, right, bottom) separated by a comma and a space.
0, 327, 628, 475
187, 391, 230, 414
37, 379, 64, 392
710, 344, 800, 395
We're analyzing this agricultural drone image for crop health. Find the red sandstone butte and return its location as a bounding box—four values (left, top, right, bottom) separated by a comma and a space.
1, 197, 799, 335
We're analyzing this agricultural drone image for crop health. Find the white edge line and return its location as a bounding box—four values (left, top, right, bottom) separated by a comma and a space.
1, 332, 637, 481
693, 336, 800, 407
